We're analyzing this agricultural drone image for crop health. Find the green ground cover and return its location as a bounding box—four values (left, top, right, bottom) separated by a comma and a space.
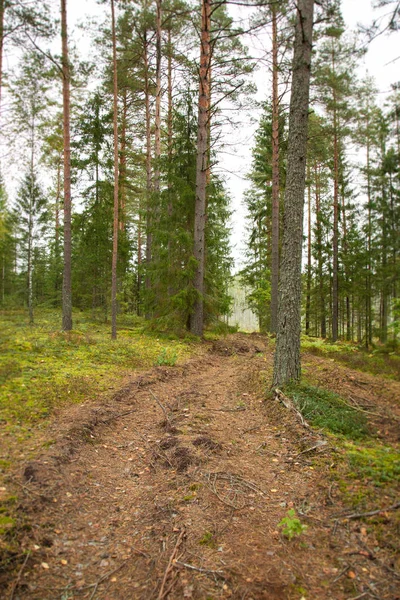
0, 310, 192, 437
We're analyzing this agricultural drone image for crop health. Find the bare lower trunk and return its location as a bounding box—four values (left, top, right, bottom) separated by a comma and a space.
191, 0, 211, 336
305, 166, 311, 336
61, 0, 72, 331
270, 3, 280, 333
315, 164, 326, 338
111, 0, 119, 340
119, 89, 127, 231
273, 0, 315, 387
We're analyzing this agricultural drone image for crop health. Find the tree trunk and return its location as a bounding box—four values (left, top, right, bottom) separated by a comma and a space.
61, 0, 72, 331
111, 0, 119, 340
190, 0, 211, 336
273, 0, 315, 387
270, 2, 280, 333
305, 165, 311, 336
154, 0, 162, 194
119, 89, 127, 231
0, 0, 5, 116
315, 163, 326, 337
144, 32, 152, 313
332, 80, 339, 342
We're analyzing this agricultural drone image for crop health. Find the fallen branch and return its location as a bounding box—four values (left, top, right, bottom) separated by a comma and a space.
9, 551, 31, 600
101, 409, 137, 424
295, 440, 328, 457
209, 406, 246, 412
340, 502, 400, 520
157, 528, 185, 600
149, 389, 172, 426
175, 561, 224, 577
273, 389, 311, 429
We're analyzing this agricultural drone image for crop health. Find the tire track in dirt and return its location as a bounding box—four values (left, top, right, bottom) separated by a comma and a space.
2, 334, 399, 599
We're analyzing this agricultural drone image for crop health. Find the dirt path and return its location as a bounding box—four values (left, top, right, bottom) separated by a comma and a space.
2, 335, 399, 599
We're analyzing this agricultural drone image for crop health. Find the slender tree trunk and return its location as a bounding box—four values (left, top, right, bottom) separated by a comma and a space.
61, 0, 72, 331
191, 0, 211, 336
273, 0, 315, 387
341, 183, 351, 340
119, 89, 127, 231
332, 87, 339, 342
366, 113, 372, 347
167, 26, 173, 293
315, 163, 326, 338
111, 0, 119, 340
143, 33, 152, 313
270, 2, 280, 333
0, 0, 4, 116
305, 164, 311, 336
154, 0, 162, 194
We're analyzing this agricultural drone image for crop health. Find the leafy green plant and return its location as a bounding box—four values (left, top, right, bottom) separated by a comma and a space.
278, 509, 307, 540
154, 348, 178, 366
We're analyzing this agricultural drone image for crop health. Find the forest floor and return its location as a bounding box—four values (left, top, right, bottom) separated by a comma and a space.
0, 324, 399, 600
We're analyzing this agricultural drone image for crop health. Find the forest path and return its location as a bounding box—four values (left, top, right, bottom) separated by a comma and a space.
3, 334, 399, 600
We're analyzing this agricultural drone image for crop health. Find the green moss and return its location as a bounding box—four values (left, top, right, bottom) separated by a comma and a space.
0, 515, 15, 534
198, 531, 216, 548
284, 383, 369, 439
345, 442, 400, 486
0, 309, 192, 438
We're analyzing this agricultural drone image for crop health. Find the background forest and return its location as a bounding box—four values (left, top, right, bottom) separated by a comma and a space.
0, 0, 398, 349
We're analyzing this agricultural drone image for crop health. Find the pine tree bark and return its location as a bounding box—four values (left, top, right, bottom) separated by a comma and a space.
61, 0, 72, 331
191, 0, 211, 336
273, 0, 315, 387
111, 0, 119, 340
270, 2, 280, 334
315, 163, 326, 337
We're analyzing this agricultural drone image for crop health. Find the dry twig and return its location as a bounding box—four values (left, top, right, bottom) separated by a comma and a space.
157, 528, 185, 600
273, 388, 311, 429
340, 502, 400, 520
175, 561, 224, 577
9, 551, 30, 600
149, 389, 172, 426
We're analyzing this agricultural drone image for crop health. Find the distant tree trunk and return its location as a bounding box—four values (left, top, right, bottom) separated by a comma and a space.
273, 0, 315, 387
270, 2, 280, 333
341, 182, 351, 340
61, 0, 72, 331
315, 163, 326, 338
191, 0, 211, 336
111, 0, 119, 340
305, 165, 311, 336
167, 26, 173, 292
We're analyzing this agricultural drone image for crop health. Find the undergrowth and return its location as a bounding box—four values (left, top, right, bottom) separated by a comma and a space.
301, 336, 400, 381
284, 382, 369, 439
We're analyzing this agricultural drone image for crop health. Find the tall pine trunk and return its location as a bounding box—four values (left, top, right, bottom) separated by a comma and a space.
143, 32, 152, 314
61, 0, 72, 331
154, 0, 162, 194
191, 0, 211, 336
273, 0, 315, 387
332, 78, 339, 341
305, 165, 311, 336
0, 0, 4, 115
111, 0, 119, 340
270, 3, 280, 333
